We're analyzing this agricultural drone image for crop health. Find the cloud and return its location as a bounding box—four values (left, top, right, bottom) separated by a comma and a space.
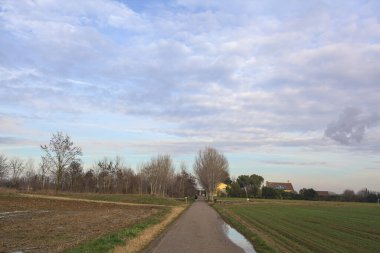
0, 0, 379, 155
263, 160, 329, 167
362, 167, 380, 170
324, 107, 380, 145
0, 136, 38, 146
0, 136, 20, 145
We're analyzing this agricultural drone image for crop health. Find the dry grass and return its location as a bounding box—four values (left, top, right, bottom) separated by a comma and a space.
114, 206, 185, 253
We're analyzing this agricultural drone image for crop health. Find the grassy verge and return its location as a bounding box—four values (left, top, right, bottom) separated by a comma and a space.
212, 204, 275, 253
213, 200, 380, 253
114, 205, 188, 253
66, 207, 170, 253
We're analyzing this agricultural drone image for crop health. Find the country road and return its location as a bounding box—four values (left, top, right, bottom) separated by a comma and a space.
145, 199, 251, 253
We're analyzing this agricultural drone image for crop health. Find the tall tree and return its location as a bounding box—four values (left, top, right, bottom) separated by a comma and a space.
193, 147, 229, 201
237, 175, 251, 199
249, 174, 264, 197
41, 132, 82, 192
171, 165, 197, 198
94, 157, 114, 193
142, 154, 174, 196
341, 189, 356, 201
236, 174, 264, 198
39, 157, 49, 190
83, 169, 96, 192
67, 161, 83, 192
299, 188, 318, 200
9, 157, 24, 186
0, 154, 8, 182
24, 158, 35, 191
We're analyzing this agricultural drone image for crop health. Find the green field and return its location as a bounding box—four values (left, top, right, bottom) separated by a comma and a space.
214, 199, 380, 253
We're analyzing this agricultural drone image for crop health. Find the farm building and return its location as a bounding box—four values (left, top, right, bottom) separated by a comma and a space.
316, 191, 329, 197
215, 182, 228, 197
266, 181, 295, 193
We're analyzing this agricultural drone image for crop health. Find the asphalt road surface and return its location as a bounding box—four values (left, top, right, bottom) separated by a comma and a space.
145, 199, 245, 253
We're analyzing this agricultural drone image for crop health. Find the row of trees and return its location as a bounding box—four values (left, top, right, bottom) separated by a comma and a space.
225, 174, 264, 198
2, 132, 378, 203
0, 155, 35, 188
0, 132, 198, 197
220, 173, 379, 203
260, 187, 316, 200
0, 153, 198, 197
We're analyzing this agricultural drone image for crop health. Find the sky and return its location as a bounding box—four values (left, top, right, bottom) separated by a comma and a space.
0, 0, 379, 193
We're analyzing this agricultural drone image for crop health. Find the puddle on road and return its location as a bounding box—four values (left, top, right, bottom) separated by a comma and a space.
222, 222, 257, 253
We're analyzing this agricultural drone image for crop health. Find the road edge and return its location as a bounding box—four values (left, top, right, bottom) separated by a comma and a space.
113, 204, 190, 253
211, 203, 276, 253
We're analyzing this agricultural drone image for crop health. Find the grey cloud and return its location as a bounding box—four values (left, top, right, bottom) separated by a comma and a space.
1, 0, 380, 154
324, 107, 380, 145
0, 136, 26, 145
0, 136, 17, 144
362, 167, 380, 170
263, 160, 329, 167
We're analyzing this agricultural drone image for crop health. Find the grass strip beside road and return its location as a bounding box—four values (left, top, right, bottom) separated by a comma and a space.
114, 206, 186, 253
66, 207, 170, 253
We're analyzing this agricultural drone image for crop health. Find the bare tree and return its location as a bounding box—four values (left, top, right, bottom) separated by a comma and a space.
83, 169, 96, 192
136, 164, 147, 195
41, 132, 82, 192
39, 157, 49, 190
24, 158, 35, 191
94, 157, 115, 193
194, 147, 229, 201
0, 154, 8, 182
67, 161, 83, 192
142, 155, 174, 196
171, 164, 197, 198
178, 162, 187, 197
9, 157, 24, 186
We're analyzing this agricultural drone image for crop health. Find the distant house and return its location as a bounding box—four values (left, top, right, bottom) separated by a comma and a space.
316, 191, 330, 198
316, 191, 329, 197
266, 181, 295, 193
215, 182, 228, 197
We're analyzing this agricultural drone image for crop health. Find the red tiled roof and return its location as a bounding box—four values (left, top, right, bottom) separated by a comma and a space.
266, 181, 294, 191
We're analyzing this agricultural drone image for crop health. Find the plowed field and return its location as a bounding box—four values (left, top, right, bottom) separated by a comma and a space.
0, 193, 160, 252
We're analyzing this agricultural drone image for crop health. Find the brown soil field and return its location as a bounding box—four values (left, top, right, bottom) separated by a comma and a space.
0, 193, 160, 252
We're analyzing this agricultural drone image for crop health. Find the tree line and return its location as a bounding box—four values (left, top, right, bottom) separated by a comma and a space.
222, 176, 379, 203
260, 187, 379, 203
1, 132, 378, 203
0, 132, 198, 197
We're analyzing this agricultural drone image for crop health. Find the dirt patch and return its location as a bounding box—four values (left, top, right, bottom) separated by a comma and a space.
0, 194, 160, 252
